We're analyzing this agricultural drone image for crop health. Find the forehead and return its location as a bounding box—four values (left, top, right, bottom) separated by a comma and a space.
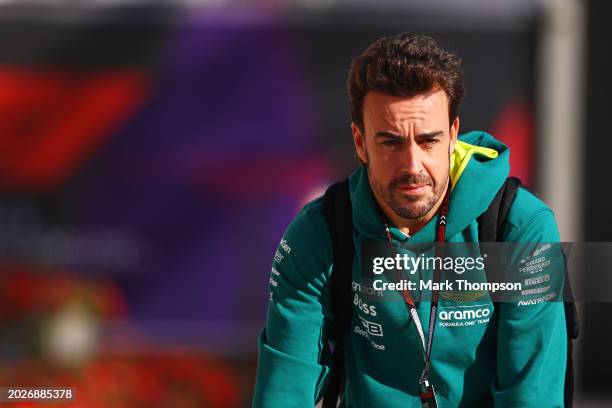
362, 89, 449, 130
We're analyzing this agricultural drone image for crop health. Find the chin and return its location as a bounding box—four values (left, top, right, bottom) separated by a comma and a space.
395, 193, 430, 205
393, 205, 429, 219
393, 197, 436, 217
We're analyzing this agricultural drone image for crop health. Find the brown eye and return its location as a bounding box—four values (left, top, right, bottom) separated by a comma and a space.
382, 138, 401, 147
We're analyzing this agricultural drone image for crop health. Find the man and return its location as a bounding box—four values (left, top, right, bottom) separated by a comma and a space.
253, 33, 567, 407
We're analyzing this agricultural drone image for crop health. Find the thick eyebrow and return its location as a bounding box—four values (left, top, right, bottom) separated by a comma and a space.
374, 131, 403, 139
415, 131, 444, 142
374, 130, 444, 140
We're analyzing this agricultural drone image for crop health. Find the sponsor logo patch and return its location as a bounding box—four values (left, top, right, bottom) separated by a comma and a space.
438, 305, 492, 327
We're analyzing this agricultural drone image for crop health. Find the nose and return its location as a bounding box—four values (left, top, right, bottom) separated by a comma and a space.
403, 142, 425, 176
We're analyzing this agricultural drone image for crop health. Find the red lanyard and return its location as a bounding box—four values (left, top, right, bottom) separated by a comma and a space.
382, 186, 449, 395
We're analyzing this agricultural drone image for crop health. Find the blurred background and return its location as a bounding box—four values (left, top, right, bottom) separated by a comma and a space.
0, 0, 608, 406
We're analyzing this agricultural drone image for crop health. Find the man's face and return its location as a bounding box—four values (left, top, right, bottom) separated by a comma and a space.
352, 89, 459, 221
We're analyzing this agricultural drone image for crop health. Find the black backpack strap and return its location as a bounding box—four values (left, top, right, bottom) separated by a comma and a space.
562, 249, 579, 408
477, 176, 521, 315
477, 176, 521, 243
562, 250, 579, 340
322, 179, 354, 408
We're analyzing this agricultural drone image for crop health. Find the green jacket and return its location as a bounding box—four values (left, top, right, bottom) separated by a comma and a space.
253, 131, 567, 407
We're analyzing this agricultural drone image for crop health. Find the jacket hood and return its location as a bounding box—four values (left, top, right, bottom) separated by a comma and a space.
349, 130, 510, 243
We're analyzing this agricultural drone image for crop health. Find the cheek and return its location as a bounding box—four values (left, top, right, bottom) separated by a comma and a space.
368, 150, 401, 179
422, 151, 450, 181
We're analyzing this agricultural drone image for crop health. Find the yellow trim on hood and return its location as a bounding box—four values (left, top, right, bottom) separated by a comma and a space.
450, 140, 499, 189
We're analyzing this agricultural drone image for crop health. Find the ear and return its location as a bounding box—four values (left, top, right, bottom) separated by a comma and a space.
352, 122, 367, 164
449, 116, 460, 152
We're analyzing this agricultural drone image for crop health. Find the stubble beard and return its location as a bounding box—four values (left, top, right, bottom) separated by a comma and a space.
368, 167, 449, 221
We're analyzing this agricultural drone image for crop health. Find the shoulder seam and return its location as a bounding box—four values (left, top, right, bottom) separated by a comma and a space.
503, 186, 550, 230
504, 208, 554, 242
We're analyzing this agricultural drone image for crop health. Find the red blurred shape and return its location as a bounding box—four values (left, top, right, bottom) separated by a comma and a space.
0, 68, 150, 192
193, 154, 332, 198
491, 102, 534, 186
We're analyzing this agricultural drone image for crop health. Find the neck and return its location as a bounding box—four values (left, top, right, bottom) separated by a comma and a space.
374, 179, 449, 236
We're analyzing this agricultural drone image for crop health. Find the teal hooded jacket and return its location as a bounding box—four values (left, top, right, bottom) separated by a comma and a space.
253, 131, 567, 407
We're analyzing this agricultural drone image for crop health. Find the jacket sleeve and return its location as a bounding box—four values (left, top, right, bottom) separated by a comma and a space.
252, 204, 334, 408
492, 209, 567, 407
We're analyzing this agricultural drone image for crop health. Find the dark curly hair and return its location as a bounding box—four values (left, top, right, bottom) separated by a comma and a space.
347, 33, 464, 132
